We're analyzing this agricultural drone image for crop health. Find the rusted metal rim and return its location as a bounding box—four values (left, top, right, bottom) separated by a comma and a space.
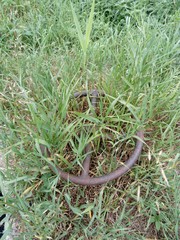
41, 90, 144, 186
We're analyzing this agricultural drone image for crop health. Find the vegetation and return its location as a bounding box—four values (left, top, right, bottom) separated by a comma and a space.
0, 0, 179, 239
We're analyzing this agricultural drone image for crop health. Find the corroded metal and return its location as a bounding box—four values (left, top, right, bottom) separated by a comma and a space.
40, 90, 144, 186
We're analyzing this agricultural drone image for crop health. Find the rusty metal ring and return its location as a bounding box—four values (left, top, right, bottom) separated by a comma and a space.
41, 90, 144, 186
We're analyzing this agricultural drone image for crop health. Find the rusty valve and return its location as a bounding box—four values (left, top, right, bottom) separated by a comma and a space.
40, 90, 144, 186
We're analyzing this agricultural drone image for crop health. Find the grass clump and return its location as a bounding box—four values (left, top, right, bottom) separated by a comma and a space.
0, 0, 180, 239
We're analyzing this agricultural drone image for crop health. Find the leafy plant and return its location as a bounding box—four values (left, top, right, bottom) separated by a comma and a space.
70, 0, 95, 67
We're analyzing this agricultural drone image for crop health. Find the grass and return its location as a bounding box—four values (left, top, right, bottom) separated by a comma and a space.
0, 0, 180, 239
71, 0, 95, 66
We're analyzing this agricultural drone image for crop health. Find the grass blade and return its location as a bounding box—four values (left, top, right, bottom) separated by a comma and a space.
85, 0, 95, 49
70, 1, 86, 53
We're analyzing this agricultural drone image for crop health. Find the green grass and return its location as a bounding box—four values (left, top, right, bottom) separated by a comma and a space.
0, 0, 180, 239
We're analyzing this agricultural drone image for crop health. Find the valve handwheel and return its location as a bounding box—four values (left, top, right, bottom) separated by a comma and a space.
40, 90, 144, 186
